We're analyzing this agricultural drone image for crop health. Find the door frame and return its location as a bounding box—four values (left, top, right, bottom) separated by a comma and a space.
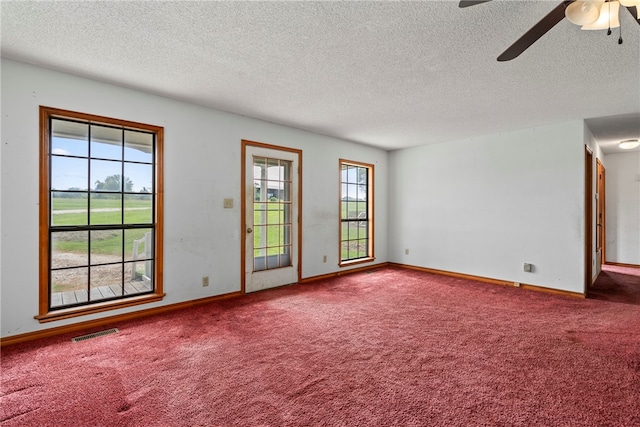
240, 140, 303, 294
584, 145, 593, 294
596, 158, 606, 265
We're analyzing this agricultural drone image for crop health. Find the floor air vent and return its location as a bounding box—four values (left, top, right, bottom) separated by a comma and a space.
72, 328, 119, 343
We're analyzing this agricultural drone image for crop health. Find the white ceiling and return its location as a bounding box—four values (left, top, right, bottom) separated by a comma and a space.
2, 0, 639, 153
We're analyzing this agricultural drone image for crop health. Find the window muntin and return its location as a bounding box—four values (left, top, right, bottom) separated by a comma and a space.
253, 156, 293, 271
39, 107, 164, 321
340, 160, 374, 265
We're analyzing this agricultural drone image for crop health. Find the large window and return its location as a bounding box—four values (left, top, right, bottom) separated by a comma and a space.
340, 159, 374, 265
38, 107, 164, 322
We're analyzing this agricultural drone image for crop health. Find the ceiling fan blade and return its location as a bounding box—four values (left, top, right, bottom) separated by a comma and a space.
459, 1, 492, 8
626, 6, 640, 25
497, 1, 572, 62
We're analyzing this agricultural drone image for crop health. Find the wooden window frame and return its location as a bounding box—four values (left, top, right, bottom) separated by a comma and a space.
37, 106, 165, 323
339, 159, 374, 267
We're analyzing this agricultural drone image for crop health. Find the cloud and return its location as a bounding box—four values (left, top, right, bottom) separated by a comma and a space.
52, 148, 71, 155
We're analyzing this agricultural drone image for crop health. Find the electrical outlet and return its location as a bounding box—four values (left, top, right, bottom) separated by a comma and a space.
202, 276, 209, 287
223, 198, 233, 209
523, 263, 533, 272
513, 282, 520, 287
323, 255, 327, 263
405, 249, 409, 255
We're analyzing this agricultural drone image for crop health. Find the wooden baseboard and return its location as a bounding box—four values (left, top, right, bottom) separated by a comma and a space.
299, 262, 391, 284
388, 262, 585, 299
604, 262, 640, 269
389, 263, 511, 286
2, 261, 585, 346
519, 283, 585, 298
2, 264, 389, 347
1, 291, 243, 347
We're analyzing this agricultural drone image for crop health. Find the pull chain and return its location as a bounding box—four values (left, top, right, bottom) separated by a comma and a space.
607, 1, 612, 35
618, 20, 623, 44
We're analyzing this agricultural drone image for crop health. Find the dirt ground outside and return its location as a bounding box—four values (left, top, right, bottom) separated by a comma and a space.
51, 252, 147, 292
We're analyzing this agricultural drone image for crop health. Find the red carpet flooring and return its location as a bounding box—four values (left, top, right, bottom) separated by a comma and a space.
588, 264, 640, 305
2, 267, 639, 426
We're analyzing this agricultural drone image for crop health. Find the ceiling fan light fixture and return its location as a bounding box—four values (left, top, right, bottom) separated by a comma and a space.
565, 0, 603, 25
582, 0, 621, 30
619, 139, 640, 149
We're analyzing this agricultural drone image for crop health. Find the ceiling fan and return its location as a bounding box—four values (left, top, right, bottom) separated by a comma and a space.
459, 0, 640, 61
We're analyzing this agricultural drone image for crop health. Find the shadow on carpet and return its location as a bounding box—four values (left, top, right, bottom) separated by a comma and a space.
588, 264, 640, 305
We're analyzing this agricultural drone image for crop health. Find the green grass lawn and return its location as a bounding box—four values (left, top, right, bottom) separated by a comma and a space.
52, 197, 151, 210
254, 203, 290, 256
52, 197, 153, 255
341, 201, 367, 218
252, 202, 369, 260
53, 228, 151, 256
52, 210, 152, 226
340, 200, 369, 259
341, 221, 369, 260
53, 198, 367, 261
52, 196, 152, 226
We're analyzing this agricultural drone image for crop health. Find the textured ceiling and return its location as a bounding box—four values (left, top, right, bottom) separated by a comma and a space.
1, 0, 639, 152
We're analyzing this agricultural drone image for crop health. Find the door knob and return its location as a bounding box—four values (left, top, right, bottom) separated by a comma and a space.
247, 227, 253, 234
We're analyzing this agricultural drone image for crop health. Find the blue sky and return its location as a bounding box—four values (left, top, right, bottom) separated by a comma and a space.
51, 136, 153, 192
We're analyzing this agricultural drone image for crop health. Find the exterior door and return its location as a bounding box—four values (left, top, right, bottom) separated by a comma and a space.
242, 141, 300, 293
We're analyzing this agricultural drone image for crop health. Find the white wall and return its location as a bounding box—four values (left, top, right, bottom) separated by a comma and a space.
389, 121, 586, 293
0, 59, 388, 338
604, 151, 640, 265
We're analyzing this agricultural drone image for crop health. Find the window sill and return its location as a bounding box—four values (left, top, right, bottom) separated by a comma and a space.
35, 292, 166, 323
339, 257, 375, 268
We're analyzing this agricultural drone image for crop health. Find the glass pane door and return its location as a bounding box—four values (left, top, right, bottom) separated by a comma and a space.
252, 156, 292, 272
